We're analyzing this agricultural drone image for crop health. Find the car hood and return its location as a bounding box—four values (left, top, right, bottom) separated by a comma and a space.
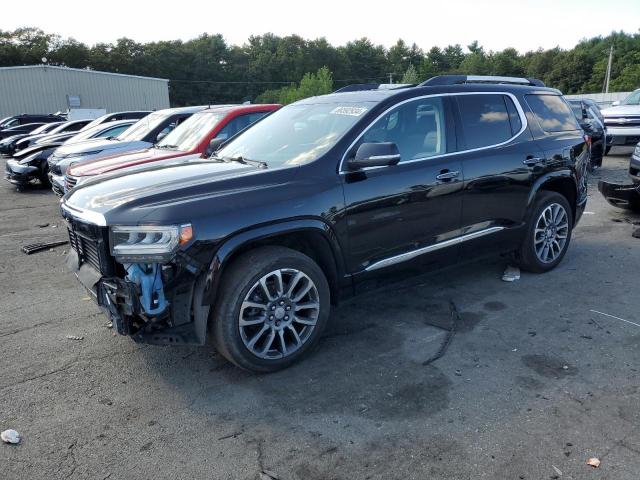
63, 160, 298, 224
601, 105, 640, 117
54, 138, 151, 157
13, 143, 60, 159
0, 134, 24, 145
70, 147, 191, 177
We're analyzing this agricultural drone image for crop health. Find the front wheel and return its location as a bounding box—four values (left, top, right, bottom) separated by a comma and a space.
517, 191, 573, 273
211, 246, 330, 372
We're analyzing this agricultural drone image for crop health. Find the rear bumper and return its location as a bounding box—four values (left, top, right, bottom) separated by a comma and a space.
598, 180, 640, 211
4, 159, 38, 186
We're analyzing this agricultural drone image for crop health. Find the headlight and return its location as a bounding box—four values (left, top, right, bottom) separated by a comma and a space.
19, 152, 41, 165
110, 224, 193, 262
634, 143, 640, 156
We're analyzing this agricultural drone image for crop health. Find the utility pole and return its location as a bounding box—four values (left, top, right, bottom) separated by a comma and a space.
603, 45, 613, 93
387, 73, 394, 84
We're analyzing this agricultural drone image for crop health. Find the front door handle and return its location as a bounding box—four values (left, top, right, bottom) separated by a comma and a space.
523, 156, 544, 166
436, 170, 460, 181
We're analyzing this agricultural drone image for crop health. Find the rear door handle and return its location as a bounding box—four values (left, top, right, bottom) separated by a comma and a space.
523, 156, 544, 166
436, 170, 460, 181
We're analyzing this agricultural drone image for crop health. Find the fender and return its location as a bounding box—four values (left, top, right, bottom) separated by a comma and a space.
526, 169, 578, 210
201, 217, 348, 306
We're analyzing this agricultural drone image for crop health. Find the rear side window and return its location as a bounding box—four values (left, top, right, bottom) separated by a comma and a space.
456, 94, 515, 149
525, 94, 580, 132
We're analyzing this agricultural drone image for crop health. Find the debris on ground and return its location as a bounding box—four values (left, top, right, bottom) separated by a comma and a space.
552, 465, 562, 476
502, 265, 521, 282
1, 429, 21, 444
422, 300, 458, 366
65, 335, 84, 341
105, 322, 113, 329
36, 223, 49, 228
260, 470, 280, 480
21, 240, 68, 255
586, 457, 601, 468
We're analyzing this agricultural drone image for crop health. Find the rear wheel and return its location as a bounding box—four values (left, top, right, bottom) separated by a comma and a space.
211, 246, 330, 372
517, 191, 573, 273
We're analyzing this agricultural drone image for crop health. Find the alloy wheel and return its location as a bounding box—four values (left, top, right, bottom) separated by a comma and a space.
534, 203, 569, 263
239, 268, 320, 359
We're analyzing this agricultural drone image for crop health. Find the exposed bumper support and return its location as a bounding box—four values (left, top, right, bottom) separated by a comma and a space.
598, 180, 640, 211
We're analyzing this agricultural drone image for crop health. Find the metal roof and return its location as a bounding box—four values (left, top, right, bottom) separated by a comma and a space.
0, 64, 169, 82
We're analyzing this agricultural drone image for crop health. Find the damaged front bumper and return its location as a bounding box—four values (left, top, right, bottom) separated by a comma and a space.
67, 248, 210, 346
598, 180, 640, 211
4, 159, 39, 186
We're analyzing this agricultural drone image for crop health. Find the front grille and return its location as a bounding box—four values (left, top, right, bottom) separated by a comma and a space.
65, 175, 77, 192
605, 116, 640, 128
67, 220, 114, 275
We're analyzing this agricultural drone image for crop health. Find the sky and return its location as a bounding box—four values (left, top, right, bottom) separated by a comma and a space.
4, 0, 640, 53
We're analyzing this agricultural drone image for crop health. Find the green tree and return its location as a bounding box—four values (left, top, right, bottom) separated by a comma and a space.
401, 64, 419, 84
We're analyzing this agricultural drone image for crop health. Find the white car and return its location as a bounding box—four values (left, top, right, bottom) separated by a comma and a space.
46, 106, 208, 195
601, 89, 640, 152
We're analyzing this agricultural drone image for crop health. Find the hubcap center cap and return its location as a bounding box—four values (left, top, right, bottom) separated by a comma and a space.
274, 307, 286, 320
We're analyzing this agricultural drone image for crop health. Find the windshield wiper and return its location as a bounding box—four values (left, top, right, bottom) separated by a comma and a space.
220, 155, 268, 169
156, 144, 178, 150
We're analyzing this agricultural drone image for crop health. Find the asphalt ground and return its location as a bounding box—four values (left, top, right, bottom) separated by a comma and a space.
1, 149, 639, 480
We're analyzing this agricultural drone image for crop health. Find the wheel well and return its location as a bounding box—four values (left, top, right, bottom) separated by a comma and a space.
220, 230, 341, 305
539, 177, 577, 219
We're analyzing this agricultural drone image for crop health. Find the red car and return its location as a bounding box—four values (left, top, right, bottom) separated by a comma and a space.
65, 104, 280, 190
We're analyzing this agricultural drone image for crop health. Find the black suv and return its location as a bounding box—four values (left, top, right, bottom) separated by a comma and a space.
61, 75, 589, 372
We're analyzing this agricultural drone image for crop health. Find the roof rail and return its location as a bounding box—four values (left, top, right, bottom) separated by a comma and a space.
419, 75, 545, 87
334, 83, 415, 93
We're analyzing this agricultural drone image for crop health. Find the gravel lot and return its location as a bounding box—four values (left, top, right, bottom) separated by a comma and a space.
1, 151, 639, 480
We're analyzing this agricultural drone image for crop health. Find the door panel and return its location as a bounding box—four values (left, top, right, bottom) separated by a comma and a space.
453, 94, 545, 258
341, 96, 463, 274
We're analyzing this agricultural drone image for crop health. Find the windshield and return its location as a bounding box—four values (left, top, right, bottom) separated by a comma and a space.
216, 102, 375, 167
65, 122, 131, 143
622, 90, 640, 105
116, 112, 167, 141
32, 123, 58, 134
157, 111, 224, 152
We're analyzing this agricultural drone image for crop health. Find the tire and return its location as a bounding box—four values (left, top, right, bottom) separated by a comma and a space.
211, 246, 330, 372
517, 191, 573, 273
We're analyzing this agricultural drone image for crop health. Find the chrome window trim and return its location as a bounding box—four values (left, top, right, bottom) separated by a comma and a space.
61, 202, 107, 227
339, 91, 528, 174
365, 226, 505, 272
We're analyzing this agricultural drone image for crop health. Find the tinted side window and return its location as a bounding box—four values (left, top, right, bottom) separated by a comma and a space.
359, 97, 447, 162
525, 94, 580, 132
457, 94, 513, 149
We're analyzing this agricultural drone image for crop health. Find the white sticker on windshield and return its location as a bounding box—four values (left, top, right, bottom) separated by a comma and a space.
330, 106, 368, 116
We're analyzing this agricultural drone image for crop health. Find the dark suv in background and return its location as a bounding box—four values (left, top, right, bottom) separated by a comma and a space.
61, 75, 588, 372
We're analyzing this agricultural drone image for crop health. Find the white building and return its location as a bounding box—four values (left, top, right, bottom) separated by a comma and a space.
0, 65, 170, 117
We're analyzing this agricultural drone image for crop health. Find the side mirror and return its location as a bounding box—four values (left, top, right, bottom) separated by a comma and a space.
205, 135, 228, 157
611, 101, 620, 107
347, 142, 401, 170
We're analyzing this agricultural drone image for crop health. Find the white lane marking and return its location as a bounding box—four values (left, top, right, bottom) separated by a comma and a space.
590, 310, 640, 329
